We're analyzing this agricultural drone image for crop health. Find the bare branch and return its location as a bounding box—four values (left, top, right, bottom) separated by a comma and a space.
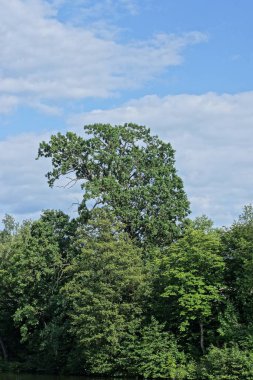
56, 177, 79, 189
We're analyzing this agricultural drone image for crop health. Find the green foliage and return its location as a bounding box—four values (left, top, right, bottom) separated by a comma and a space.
62, 209, 148, 374
218, 301, 242, 343
221, 204, 253, 341
0, 214, 18, 244
131, 318, 196, 379
191, 215, 214, 233
201, 345, 253, 380
162, 227, 224, 352
3, 122, 253, 378
0, 211, 75, 368
37, 123, 190, 246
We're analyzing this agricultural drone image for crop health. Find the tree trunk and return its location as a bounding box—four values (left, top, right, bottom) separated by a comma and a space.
200, 321, 205, 354
0, 336, 7, 360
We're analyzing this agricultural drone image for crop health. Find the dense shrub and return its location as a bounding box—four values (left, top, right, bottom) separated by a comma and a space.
129, 318, 197, 379
201, 345, 253, 380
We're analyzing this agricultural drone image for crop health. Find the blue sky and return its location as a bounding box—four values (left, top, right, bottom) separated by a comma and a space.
1, 0, 253, 226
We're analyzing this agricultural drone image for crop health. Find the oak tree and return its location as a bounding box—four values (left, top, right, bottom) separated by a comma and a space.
38, 123, 190, 246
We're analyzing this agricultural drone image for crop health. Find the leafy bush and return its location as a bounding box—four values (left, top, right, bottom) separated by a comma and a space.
201, 345, 253, 380
131, 318, 196, 379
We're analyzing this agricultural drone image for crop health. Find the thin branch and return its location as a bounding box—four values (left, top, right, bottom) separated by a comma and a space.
92, 200, 103, 210
56, 177, 79, 189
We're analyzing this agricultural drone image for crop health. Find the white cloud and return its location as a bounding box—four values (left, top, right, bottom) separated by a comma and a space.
0, 132, 82, 225
55, 0, 140, 22
118, 0, 139, 15
0, 0, 207, 114
0, 96, 19, 114
69, 91, 253, 226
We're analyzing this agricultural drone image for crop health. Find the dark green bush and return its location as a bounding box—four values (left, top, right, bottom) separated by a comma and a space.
130, 318, 197, 379
201, 345, 253, 380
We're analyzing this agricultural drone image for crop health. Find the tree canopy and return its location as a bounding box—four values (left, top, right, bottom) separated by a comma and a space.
2, 124, 253, 379
38, 123, 190, 246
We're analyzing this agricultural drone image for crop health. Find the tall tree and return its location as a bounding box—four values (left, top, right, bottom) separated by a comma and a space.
62, 209, 148, 374
161, 227, 224, 353
37, 123, 190, 246
221, 205, 253, 340
0, 211, 76, 369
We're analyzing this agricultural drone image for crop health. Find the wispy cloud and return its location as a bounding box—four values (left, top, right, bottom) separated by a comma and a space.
118, 0, 139, 15
0, 0, 207, 114
54, 0, 140, 23
0, 96, 19, 114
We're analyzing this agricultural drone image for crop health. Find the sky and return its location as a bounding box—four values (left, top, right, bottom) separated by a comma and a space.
0, 0, 253, 227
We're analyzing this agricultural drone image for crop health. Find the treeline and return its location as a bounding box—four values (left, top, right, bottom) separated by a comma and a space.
1, 124, 253, 379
